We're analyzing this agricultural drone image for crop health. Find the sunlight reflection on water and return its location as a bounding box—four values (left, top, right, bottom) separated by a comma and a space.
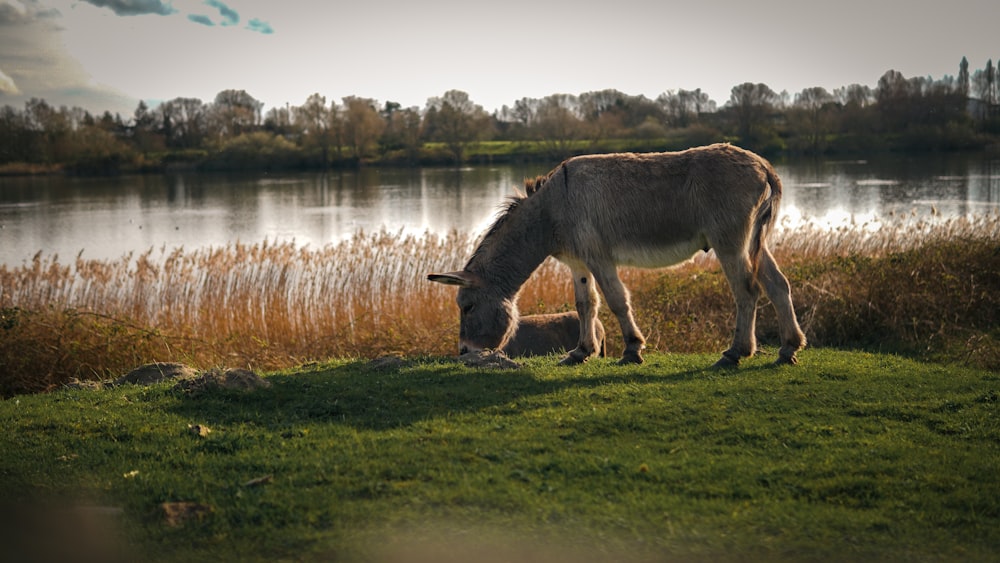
0, 153, 997, 265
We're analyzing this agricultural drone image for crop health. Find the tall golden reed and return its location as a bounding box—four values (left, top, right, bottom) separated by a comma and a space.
1, 212, 997, 394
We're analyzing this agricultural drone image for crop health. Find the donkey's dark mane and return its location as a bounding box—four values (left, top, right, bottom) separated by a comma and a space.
463, 168, 557, 270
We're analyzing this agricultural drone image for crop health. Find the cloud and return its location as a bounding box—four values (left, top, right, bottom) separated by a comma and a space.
246, 17, 272, 34
187, 0, 248, 29
204, 0, 238, 26
81, 0, 176, 17
0, 0, 60, 25
0, 67, 20, 95
0, 1, 29, 24
186, 13, 213, 26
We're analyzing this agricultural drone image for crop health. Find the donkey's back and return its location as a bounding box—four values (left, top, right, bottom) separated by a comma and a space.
541, 144, 780, 267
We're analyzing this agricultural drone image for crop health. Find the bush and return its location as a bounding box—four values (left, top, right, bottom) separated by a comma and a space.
202, 132, 303, 171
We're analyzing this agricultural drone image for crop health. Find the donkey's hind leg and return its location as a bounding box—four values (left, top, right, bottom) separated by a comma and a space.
560, 269, 602, 365
590, 263, 646, 365
757, 248, 806, 365
715, 251, 760, 368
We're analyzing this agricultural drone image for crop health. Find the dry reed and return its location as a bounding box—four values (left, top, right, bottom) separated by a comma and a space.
2, 212, 998, 395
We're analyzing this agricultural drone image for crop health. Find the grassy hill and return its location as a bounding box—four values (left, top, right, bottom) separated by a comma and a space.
2, 350, 997, 562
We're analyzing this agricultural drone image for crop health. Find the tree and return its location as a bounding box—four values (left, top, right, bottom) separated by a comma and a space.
380, 103, 423, 163
836, 84, 873, 107
263, 105, 294, 136
209, 89, 263, 138
341, 96, 384, 162
132, 100, 164, 155
876, 69, 917, 131
424, 90, 491, 163
657, 88, 715, 128
157, 97, 206, 148
578, 89, 629, 140
534, 94, 583, 155
958, 56, 970, 98
24, 98, 71, 163
495, 98, 541, 141
727, 82, 779, 144
0, 105, 31, 163
68, 124, 134, 173
295, 93, 334, 166
790, 87, 835, 154
972, 59, 996, 105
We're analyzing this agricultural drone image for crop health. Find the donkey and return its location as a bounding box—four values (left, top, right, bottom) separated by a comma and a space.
503, 312, 607, 358
428, 143, 806, 368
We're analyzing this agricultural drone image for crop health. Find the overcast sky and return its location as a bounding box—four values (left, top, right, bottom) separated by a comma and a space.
1, 0, 997, 117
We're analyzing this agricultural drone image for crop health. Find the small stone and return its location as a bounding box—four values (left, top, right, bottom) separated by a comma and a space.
459, 350, 522, 370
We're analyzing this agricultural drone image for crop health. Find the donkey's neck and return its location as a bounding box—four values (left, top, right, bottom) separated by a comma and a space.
466, 196, 555, 298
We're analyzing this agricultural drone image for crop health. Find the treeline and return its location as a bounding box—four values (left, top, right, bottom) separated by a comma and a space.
1, 57, 999, 174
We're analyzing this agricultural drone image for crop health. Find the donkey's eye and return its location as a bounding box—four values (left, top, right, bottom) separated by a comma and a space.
461, 304, 474, 314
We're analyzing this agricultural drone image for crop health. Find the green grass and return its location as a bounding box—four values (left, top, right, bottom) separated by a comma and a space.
2, 349, 997, 562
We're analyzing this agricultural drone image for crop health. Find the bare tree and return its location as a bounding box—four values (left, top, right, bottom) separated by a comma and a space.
158, 97, 206, 148
424, 90, 491, 163
295, 93, 333, 166
209, 89, 263, 138
579, 89, 628, 140
132, 100, 163, 155
791, 86, 835, 153
972, 59, 996, 105
958, 56, 970, 98
658, 88, 715, 128
535, 94, 583, 155
728, 82, 778, 143
341, 96, 384, 162
380, 104, 422, 163
835, 84, 874, 107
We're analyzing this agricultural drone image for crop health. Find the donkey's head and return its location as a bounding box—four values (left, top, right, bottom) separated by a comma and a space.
427, 271, 519, 354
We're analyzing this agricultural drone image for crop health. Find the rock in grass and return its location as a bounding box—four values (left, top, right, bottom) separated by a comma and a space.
172, 368, 271, 395
114, 362, 198, 386
369, 355, 411, 370
459, 350, 522, 370
160, 502, 213, 527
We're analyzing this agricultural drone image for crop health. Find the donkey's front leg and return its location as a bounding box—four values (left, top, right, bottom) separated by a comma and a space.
591, 265, 646, 365
560, 270, 601, 365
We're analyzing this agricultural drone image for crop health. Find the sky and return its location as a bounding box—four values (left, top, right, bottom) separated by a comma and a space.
1, 0, 998, 118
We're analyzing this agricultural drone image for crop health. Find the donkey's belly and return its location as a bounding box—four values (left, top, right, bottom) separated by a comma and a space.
613, 234, 709, 268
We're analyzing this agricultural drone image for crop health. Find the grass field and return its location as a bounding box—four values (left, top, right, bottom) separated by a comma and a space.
1, 211, 998, 560
1, 349, 997, 562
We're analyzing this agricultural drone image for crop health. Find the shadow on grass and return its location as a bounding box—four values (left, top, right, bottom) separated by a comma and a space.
165, 355, 742, 431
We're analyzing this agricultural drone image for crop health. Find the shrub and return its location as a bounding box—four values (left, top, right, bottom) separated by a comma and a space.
202, 132, 302, 171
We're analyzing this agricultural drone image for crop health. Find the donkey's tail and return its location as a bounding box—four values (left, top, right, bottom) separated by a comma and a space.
750, 162, 783, 275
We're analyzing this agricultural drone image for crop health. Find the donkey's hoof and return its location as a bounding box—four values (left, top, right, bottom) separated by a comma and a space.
712, 355, 740, 370
618, 351, 644, 365
774, 353, 799, 366
559, 353, 586, 366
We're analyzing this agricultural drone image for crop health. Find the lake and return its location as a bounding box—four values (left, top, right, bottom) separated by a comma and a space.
1, 152, 998, 266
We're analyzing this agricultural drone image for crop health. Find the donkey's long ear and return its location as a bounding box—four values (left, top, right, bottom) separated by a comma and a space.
427, 271, 481, 288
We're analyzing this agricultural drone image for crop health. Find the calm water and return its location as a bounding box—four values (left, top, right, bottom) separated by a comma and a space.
1, 153, 998, 266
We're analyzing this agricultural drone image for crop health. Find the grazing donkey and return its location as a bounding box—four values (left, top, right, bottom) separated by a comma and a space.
428, 143, 806, 367
503, 312, 606, 358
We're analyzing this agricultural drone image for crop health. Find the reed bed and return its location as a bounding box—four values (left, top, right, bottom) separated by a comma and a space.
771, 211, 1000, 259
2, 212, 998, 395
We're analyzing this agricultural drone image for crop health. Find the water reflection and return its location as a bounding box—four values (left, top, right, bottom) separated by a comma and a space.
0, 154, 997, 265
777, 154, 1000, 227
